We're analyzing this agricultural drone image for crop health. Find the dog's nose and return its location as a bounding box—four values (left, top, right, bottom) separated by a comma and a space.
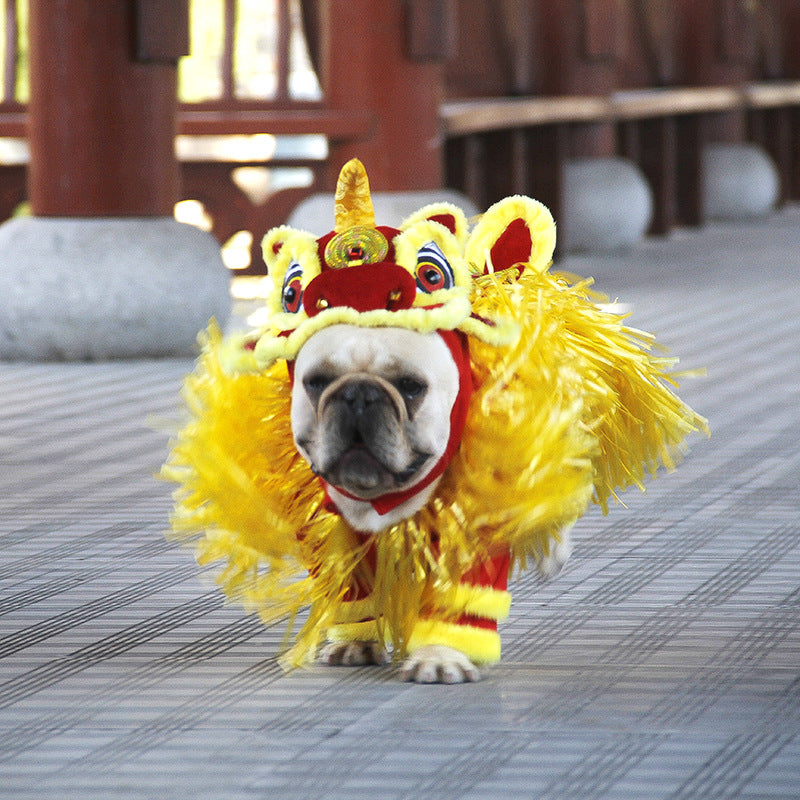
339, 380, 388, 416
320, 375, 408, 422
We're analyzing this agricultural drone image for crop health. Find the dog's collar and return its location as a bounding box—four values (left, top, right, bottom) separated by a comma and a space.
320, 329, 473, 519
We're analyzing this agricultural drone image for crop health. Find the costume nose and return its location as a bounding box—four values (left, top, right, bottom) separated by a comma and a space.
303, 262, 416, 316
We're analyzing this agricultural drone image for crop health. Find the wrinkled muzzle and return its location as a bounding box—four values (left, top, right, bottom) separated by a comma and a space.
319, 374, 408, 426
315, 374, 429, 495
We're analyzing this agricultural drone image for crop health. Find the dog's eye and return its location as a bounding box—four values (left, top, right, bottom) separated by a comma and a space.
394, 377, 426, 400
415, 241, 454, 294
303, 373, 333, 399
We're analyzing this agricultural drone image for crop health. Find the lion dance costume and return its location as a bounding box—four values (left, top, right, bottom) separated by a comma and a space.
162, 159, 708, 669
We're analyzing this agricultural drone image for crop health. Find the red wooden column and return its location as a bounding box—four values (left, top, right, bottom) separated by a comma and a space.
675, 0, 777, 223
316, 0, 447, 191
779, 0, 800, 199
0, 0, 230, 360
537, 0, 621, 158
617, 1, 679, 234
27, 0, 188, 216
676, 0, 756, 142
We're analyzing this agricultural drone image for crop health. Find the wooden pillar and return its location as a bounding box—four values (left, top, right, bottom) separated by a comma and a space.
537, 0, 621, 158
27, 0, 188, 217
618, 0, 679, 234
778, 0, 800, 199
1, 0, 229, 360
676, 0, 757, 142
317, 0, 447, 191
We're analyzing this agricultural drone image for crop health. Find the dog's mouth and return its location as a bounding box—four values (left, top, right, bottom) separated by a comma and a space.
315, 440, 432, 496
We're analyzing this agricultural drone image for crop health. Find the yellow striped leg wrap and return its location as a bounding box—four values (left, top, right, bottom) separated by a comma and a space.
326, 596, 378, 643
407, 620, 502, 665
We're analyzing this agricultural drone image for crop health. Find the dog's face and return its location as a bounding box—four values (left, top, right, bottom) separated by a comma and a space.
291, 324, 460, 502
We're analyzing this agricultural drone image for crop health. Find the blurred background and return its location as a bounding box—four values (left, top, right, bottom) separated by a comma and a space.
1, 0, 798, 276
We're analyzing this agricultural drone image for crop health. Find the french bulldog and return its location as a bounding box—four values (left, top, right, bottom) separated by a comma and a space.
290, 323, 495, 682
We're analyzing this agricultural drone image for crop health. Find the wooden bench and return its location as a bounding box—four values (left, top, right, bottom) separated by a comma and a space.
0, 104, 371, 274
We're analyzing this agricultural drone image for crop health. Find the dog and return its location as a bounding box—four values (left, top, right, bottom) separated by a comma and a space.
163, 159, 707, 683
292, 323, 486, 681
291, 322, 577, 681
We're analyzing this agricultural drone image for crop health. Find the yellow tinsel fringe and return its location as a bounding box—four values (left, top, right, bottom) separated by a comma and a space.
162, 269, 708, 668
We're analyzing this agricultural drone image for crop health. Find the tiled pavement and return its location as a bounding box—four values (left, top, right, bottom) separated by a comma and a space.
1, 208, 799, 798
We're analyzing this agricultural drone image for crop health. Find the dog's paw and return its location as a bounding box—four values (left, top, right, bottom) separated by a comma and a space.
537, 527, 573, 580
400, 645, 481, 684
319, 640, 389, 667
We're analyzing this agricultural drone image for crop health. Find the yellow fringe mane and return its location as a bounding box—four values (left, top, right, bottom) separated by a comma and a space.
162, 266, 707, 667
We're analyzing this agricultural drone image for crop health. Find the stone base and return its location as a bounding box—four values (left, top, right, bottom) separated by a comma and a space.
562, 157, 654, 253
0, 217, 231, 360
702, 142, 779, 221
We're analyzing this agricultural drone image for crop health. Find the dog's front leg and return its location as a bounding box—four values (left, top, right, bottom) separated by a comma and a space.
400, 644, 481, 683
319, 639, 389, 666
402, 550, 511, 684
318, 583, 389, 667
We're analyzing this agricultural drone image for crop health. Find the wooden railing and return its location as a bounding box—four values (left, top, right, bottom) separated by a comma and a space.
443, 81, 800, 240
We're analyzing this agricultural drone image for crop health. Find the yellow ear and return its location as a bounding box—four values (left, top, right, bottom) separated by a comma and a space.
465, 196, 556, 275
262, 225, 303, 272
400, 202, 470, 246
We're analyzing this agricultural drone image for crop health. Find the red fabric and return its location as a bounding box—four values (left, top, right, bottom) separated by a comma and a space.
303, 262, 416, 317
342, 531, 377, 602
488, 217, 532, 273
461, 550, 510, 592
454, 614, 497, 630
429, 213, 457, 234
454, 550, 511, 632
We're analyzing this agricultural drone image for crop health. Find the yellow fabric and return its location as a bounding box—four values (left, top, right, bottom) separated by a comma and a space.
400, 201, 470, 246
327, 619, 381, 644
334, 158, 375, 231
448, 585, 511, 622
407, 620, 502, 665
329, 596, 377, 625
163, 262, 707, 668
253, 291, 475, 369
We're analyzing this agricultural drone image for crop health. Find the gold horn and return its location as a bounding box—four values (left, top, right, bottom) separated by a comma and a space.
334, 158, 375, 232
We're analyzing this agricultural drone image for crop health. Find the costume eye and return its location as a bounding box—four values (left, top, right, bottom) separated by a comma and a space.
415, 241, 454, 293
281, 261, 304, 313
